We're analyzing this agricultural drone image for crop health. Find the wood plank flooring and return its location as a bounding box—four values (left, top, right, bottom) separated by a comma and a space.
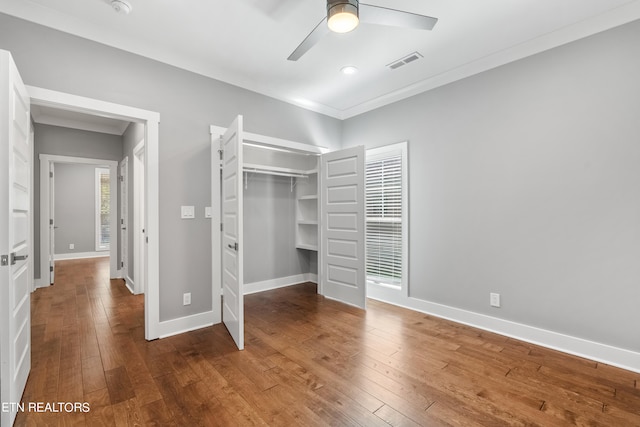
16, 257, 640, 426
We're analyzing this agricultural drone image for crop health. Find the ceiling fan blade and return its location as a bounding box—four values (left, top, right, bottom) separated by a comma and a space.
288, 17, 329, 61
359, 4, 437, 30
247, 0, 300, 19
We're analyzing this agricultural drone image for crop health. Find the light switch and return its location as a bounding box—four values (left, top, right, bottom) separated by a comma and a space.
181, 205, 195, 219
205, 207, 212, 218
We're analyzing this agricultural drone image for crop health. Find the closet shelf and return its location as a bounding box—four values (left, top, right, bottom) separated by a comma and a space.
298, 195, 318, 201
297, 220, 318, 225
296, 243, 318, 251
243, 163, 310, 178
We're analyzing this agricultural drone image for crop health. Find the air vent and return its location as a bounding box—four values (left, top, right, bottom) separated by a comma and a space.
387, 52, 423, 70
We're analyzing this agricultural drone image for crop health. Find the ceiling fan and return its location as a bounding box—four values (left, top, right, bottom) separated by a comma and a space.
288, 0, 438, 61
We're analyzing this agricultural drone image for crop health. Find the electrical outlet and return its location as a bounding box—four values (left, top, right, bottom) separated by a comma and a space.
183, 292, 191, 306
69, 243, 74, 250
490, 293, 501, 308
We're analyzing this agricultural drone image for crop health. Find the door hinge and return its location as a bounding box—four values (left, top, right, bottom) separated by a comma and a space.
50, 266, 54, 272
218, 149, 223, 161
121, 218, 124, 225
119, 175, 124, 182
50, 219, 54, 225
10, 253, 28, 265
49, 171, 53, 178
1, 255, 8, 266
121, 261, 124, 268
220, 223, 223, 232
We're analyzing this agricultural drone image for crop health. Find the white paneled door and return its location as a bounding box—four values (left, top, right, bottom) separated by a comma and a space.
221, 115, 244, 350
48, 161, 55, 284
321, 146, 366, 309
0, 50, 32, 427
120, 157, 128, 283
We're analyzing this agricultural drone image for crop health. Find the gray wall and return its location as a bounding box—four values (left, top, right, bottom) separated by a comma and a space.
54, 163, 102, 255
33, 123, 123, 277
0, 13, 342, 322
243, 174, 309, 284
342, 20, 640, 352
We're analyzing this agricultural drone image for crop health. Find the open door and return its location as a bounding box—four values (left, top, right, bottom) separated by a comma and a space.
0, 50, 32, 427
320, 145, 366, 309
120, 158, 128, 284
48, 161, 55, 284
221, 115, 244, 350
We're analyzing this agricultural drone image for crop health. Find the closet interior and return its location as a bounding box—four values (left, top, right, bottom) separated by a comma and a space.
242, 142, 320, 286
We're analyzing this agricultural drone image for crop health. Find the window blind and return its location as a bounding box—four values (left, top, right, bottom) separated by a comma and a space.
366, 154, 402, 285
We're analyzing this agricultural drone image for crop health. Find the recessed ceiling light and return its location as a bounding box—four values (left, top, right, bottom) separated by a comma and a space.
341, 65, 359, 75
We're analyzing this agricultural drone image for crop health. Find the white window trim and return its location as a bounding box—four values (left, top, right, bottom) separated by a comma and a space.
366, 141, 409, 305
95, 167, 110, 252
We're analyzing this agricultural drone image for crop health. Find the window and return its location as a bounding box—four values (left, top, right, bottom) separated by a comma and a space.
366, 142, 408, 292
96, 167, 110, 251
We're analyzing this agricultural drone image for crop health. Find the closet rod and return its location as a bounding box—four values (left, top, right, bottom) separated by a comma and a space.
242, 168, 308, 179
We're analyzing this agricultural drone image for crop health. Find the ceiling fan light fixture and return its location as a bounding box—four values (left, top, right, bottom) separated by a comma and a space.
327, 0, 359, 33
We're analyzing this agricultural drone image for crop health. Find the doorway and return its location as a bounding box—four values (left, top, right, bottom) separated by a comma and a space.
39, 155, 119, 284
210, 117, 367, 351
28, 85, 161, 340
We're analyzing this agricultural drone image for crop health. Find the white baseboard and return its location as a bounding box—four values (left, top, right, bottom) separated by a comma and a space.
34, 278, 49, 289
54, 251, 108, 261
158, 310, 216, 339
124, 276, 135, 294
156, 274, 317, 340
369, 295, 640, 374
244, 273, 317, 295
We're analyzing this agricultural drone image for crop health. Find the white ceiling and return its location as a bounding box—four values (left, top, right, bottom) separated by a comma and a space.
2, 0, 640, 120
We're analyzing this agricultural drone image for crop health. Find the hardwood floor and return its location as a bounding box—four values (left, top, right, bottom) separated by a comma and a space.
16, 257, 640, 426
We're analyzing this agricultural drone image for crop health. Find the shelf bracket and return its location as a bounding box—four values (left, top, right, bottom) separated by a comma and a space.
290, 176, 299, 192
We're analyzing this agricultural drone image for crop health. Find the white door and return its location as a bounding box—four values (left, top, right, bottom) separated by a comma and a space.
320, 145, 366, 309
221, 116, 244, 350
48, 161, 55, 284
120, 158, 128, 282
0, 50, 31, 427
221, 115, 244, 350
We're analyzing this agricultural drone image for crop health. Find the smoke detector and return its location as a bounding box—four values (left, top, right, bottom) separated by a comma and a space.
110, 0, 132, 14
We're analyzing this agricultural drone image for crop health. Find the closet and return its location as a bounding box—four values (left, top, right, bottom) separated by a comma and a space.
211, 115, 366, 350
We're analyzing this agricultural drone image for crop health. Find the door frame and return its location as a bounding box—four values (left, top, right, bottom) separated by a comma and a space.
39, 155, 119, 281
133, 139, 145, 295
28, 85, 161, 340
